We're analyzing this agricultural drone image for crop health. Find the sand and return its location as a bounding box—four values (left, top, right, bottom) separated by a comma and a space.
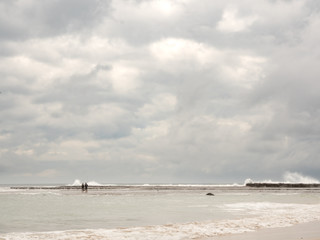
212, 221, 320, 240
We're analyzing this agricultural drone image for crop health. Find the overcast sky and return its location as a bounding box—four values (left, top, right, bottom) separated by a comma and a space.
1, 0, 320, 184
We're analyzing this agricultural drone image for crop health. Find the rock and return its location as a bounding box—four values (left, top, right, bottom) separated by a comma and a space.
206, 193, 214, 196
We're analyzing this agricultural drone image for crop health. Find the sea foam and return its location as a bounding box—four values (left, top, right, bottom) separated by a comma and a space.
2, 202, 320, 240
68, 179, 102, 186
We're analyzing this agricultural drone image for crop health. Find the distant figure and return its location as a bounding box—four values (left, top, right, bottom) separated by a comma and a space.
81, 183, 85, 192
85, 182, 88, 192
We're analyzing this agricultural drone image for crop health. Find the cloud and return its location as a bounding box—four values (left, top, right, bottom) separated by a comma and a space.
217, 6, 258, 32
108, 64, 142, 94
0, 0, 110, 40
1, 0, 320, 184
36, 169, 59, 178
112, 0, 183, 21
150, 38, 218, 71
137, 93, 177, 119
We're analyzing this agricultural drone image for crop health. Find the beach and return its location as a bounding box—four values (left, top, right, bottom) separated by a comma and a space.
2, 1, 320, 239
215, 221, 320, 240
0, 184, 320, 240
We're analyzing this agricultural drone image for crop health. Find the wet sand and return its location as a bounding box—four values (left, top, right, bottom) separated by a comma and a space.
213, 221, 320, 240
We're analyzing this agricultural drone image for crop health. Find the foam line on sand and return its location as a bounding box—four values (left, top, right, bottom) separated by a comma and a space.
213, 221, 320, 240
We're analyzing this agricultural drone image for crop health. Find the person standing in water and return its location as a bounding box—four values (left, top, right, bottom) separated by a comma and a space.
81, 183, 85, 192
85, 182, 88, 192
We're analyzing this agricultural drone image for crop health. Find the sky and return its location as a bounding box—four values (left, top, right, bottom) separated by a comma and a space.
1, 0, 320, 184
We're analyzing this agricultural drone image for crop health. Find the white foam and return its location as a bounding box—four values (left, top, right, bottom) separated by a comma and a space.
0, 186, 13, 192
244, 178, 278, 184
69, 179, 82, 186
2, 202, 320, 240
68, 179, 103, 186
245, 171, 320, 184
87, 181, 102, 186
138, 183, 245, 187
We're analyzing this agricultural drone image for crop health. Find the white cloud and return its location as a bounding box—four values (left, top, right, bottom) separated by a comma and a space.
133, 121, 169, 140
0, 55, 58, 89
109, 64, 142, 94
14, 147, 34, 156
36, 169, 58, 177
3, 36, 134, 87
137, 93, 177, 119
0, 132, 11, 141
111, 0, 183, 22
217, 7, 258, 32
222, 55, 267, 89
1, 0, 320, 183
42, 140, 100, 161
150, 38, 218, 70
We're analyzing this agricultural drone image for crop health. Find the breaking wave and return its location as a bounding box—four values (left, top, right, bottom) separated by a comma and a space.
283, 171, 319, 183
244, 171, 319, 184
68, 179, 103, 186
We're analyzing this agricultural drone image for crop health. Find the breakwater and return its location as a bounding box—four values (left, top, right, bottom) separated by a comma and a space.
246, 183, 320, 188
10, 185, 237, 191
10, 183, 320, 191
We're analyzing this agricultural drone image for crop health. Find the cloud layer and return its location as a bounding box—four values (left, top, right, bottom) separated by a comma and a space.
1, 0, 320, 184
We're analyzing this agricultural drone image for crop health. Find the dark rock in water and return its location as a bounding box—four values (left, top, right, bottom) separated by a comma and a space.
206, 193, 214, 196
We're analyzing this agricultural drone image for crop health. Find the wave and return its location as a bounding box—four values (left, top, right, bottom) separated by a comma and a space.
68, 173, 319, 189
244, 171, 320, 185
68, 179, 103, 186
67, 180, 245, 187
136, 183, 245, 187
283, 171, 319, 183
2, 202, 320, 240
87, 181, 103, 186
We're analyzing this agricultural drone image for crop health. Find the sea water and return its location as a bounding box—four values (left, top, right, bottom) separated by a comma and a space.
0, 184, 320, 240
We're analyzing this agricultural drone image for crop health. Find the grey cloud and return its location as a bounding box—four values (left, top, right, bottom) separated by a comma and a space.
1, 0, 320, 184
0, 0, 111, 40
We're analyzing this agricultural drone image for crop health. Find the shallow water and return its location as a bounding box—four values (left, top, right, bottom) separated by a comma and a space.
1, 185, 320, 240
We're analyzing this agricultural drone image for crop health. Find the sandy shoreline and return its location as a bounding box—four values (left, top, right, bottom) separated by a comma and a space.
209, 221, 320, 240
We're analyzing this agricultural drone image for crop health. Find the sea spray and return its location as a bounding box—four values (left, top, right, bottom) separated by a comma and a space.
69, 179, 82, 186
245, 171, 320, 184
68, 179, 103, 186
283, 171, 319, 183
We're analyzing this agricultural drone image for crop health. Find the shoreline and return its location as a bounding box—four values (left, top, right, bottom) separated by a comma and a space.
2, 220, 319, 239
213, 221, 320, 240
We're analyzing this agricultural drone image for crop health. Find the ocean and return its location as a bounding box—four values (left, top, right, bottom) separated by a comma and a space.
0, 182, 320, 240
